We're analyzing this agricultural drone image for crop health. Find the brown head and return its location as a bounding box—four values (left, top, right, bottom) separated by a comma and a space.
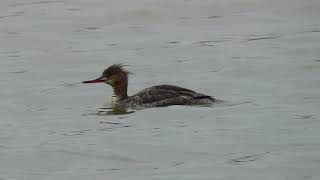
82, 64, 130, 100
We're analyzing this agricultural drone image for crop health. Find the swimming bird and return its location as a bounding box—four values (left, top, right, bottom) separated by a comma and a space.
82, 64, 216, 108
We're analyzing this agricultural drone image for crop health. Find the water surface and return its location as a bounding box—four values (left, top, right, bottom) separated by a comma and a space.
1, 0, 320, 179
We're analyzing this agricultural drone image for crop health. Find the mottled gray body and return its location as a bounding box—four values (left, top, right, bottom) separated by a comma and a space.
115, 84, 215, 108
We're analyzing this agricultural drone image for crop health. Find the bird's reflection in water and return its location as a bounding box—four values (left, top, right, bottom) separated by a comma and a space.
82, 100, 250, 117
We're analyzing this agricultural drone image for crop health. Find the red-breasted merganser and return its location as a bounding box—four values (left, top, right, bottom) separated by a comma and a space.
82, 64, 216, 108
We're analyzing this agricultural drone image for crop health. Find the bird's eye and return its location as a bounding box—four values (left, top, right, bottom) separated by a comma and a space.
101, 73, 110, 78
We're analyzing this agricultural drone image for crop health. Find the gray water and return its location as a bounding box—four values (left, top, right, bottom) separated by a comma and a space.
1, 0, 320, 179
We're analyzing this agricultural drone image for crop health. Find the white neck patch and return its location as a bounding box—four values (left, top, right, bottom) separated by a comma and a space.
112, 95, 119, 102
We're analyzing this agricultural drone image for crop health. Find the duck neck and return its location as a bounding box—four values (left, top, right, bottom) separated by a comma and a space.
112, 80, 128, 101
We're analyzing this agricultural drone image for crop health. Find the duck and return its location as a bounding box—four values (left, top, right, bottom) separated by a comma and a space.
82, 64, 216, 108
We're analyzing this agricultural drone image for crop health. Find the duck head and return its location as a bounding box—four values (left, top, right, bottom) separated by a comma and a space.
82, 64, 130, 100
